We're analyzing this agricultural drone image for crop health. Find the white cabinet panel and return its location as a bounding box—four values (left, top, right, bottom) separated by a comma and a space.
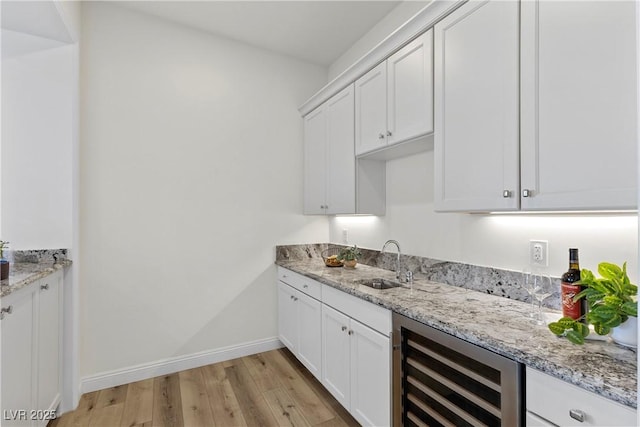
520, 0, 637, 210
526, 367, 636, 426
36, 270, 63, 419
355, 63, 387, 156
387, 30, 433, 145
349, 319, 391, 427
296, 291, 322, 380
1, 287, 36, 427
434, 0, 520, 212
277, 281, 298, 353
321, 304, 351, 409
303, 106, 327, 215
325, 85, 356, 214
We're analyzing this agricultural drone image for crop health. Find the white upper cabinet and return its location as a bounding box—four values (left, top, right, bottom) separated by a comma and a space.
303, 84, 356, 215
387, 30, 434, 146
435, 0, 637, 212
356, 30, 434, 157
520, 0, 637, 210
434, 0, 520, 212
303, 106, 327, 215
355, 63, 388, 156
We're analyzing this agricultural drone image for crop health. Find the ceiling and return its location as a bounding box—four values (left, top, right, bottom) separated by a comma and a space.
117, 1, 402, 67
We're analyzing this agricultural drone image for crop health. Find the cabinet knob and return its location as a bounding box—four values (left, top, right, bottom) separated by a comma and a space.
0, 305, 13, 320
303, 284, 308, 289
502, 190, 511, 198
290, 295, 294, 300
378, 133, 385, 139
569, 409, 585, 422
386, 130, 392, 137
341, 326, 347, 332
348, 330, 354, 335
41, 283, 50, 291
522, 189, 532, 198
293, 297, 298, 301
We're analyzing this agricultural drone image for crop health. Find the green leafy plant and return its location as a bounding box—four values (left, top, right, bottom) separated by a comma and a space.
549, 262, 637, 344
0, 241, 9, 259
337, 245, 362, 262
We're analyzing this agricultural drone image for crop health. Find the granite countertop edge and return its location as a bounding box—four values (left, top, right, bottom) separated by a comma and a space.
0, 259, 72, 298
276, 259, 637, 409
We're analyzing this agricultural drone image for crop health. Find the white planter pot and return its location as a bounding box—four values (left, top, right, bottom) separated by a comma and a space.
610, 316, 637, 348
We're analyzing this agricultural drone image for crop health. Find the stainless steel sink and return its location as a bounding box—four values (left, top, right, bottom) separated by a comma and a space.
355, 278, 403, 290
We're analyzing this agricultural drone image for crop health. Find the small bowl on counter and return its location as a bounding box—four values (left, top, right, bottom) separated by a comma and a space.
322, 248, 344, 268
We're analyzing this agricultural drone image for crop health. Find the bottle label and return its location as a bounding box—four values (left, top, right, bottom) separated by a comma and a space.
561, 282, 582, 319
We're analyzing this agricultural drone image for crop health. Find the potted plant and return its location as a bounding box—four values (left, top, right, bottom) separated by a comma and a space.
0, 240, 9, 280
337, 245, 362, 269
548, 261, 637, 346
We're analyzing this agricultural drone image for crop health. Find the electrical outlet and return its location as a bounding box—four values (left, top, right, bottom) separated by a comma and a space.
529, 240, 548, 267
342, 229, 349, 244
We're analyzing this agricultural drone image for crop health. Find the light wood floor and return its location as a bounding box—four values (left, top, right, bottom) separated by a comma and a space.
50, 348, 359, 427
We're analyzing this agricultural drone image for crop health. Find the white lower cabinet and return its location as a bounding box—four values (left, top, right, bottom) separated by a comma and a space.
1, 285, 36, 426
277, 268, 391, 426
1, 269, 64, 427
321, 304, 390, 427
526, 367, 636, 427
277, 281, 322, 380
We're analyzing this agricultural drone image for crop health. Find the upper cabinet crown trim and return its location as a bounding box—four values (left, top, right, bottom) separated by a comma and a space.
298, 0, 465, 117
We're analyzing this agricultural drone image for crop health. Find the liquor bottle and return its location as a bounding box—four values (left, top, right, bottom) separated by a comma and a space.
561, 248, 584, 320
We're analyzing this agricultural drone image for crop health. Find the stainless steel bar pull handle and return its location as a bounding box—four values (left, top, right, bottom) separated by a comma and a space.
378, 133, 385, 139
386, 130, 392, 136
522, 189, 531, 198
41, 283, 50, 291
502, 190, 511, 198
569, 409, 585, 422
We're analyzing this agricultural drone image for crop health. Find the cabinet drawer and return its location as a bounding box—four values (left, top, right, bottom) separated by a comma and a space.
322, 285, 391, 336
526, 367, 636, 426
277, 267, 321, 300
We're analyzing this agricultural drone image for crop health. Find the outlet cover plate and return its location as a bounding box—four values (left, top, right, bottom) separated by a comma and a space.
530, 240, 549, 267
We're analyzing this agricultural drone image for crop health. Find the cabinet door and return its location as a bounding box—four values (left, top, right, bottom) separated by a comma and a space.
355, 62, 387, 156
321, 304, 351, 409
36, 271, 63, 418
387, 30, 434, 145
303, 106, 327, 214
434, 0, 520, 212
1, 287, 36, 426
349, 319, 391, 427
277, 282, 298, 353
520, 0, 637, 210
325, 84, 356, 214
296, 291, 322, 381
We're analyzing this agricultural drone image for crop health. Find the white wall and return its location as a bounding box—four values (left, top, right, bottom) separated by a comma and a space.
328, 0, 430, 81
80, 3, 328, 378
1, 39, 74, 249
330, 151, 638, 281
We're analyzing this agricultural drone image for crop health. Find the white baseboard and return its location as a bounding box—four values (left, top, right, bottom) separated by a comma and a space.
80, 337, 283, 394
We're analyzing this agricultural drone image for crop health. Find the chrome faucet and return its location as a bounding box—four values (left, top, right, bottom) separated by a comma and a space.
381, 239, 402, 280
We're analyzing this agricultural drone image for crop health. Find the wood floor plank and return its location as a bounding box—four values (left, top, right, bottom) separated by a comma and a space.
120, 378, 154, 427
225, 361, 279, 426
152, 373, 184, 427
279, 348, 359, 427
88, 403, 125, 427
264, 388, 313, 427
263, 349, 334, 425
178, 368, 215, 427
202, 364, 247, 427
95, 384, 129, 408
53, 391, 100, 427
243, 353, 282, 392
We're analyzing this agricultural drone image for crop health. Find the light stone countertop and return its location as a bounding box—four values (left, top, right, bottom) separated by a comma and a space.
276, 258, 637, 409
0, 259, 71, 299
